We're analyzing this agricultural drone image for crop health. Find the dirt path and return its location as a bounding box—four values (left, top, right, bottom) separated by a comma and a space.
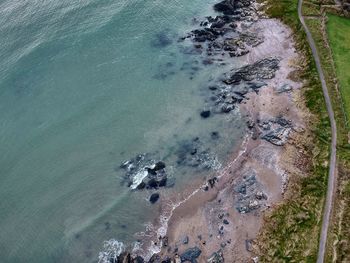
297, 1, 338, 262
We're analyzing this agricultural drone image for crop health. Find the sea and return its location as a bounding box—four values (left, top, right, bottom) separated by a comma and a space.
0, 0, 246, 262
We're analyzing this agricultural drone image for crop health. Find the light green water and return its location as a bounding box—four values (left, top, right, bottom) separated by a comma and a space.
0, 0, 245, 262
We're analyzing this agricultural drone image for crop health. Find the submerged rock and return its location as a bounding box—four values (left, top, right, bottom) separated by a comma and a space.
149, 193, 160, 204
200, 110, 211, 118
151, 32, 173, 48
175, 137, 221, 170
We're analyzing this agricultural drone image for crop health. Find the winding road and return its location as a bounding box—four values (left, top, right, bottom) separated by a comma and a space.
297, 1, 337, 262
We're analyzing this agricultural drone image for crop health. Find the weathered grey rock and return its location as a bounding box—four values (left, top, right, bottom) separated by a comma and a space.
207, 249, 224, 263
261, 127, 291, 146
234, 171, 268, 214
276, 83, 292, 93
183, 236, 189, 245
259, 116, 293, 146
224, 57, 280, 85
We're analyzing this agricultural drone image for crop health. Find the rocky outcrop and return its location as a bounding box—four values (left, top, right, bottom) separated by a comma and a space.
259, 116, 293, 146
223, 57, 280, 85
233, 170, 268, 213
120, 154, 169, 190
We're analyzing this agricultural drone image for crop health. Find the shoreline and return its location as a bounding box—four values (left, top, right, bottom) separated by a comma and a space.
111, 0, 312, 262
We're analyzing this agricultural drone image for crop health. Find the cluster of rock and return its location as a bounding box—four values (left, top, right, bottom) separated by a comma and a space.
199, 57, 279, 118
118, 135, 222, 204
113, 246, 202, 263
233, 171, 267, 214
179, 0, 262, 60
203, 57, 280, 116
120, 154, 170, 191
247, 116, 293, 146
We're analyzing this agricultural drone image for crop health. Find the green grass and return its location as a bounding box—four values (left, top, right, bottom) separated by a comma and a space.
327, 14, 350, 126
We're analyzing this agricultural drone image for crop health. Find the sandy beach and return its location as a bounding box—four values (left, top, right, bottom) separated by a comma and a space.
153, 17, 310, 263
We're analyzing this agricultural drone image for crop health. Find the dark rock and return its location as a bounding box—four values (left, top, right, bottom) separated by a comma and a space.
116, 252, 131, 263
136, 181, 146, 190
147, 179, 159, 189
162, 236, 169, 247
120, 154, 169, 190
255, 191, 267, 200
211, 131, 220, 140
132, 256, 145, 263
245, 239, 253, 252
154, 161, 166, 171
223, 219, 229, 225
149, 254, 162, 263
149, 193, 160, 204
224, 57, 280, 85
158, 177, 167, 187
183, 236, 189, 244
200, 110, 211, 118
208, 177, 218, 188
161, 257, 171, 263
246, 119, 255, 129
180, 247, 202, 262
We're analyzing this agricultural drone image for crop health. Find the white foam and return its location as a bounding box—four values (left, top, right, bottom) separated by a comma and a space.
98, 239, 125, 263
130, 170, 148, 190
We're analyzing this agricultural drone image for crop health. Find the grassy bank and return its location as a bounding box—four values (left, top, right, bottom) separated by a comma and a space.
255, 0, 350, 261
255, 0, 331, 261
302, 2, 350, 261
327, 14, 350, 124
323, 12, 350, 262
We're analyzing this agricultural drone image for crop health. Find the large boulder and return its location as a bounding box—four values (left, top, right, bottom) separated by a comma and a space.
180, 247, 202, 262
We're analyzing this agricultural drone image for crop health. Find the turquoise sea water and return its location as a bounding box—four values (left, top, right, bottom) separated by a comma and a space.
0, 0, 245, 262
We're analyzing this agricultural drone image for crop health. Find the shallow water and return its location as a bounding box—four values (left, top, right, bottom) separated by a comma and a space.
0, 0, 245, 262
